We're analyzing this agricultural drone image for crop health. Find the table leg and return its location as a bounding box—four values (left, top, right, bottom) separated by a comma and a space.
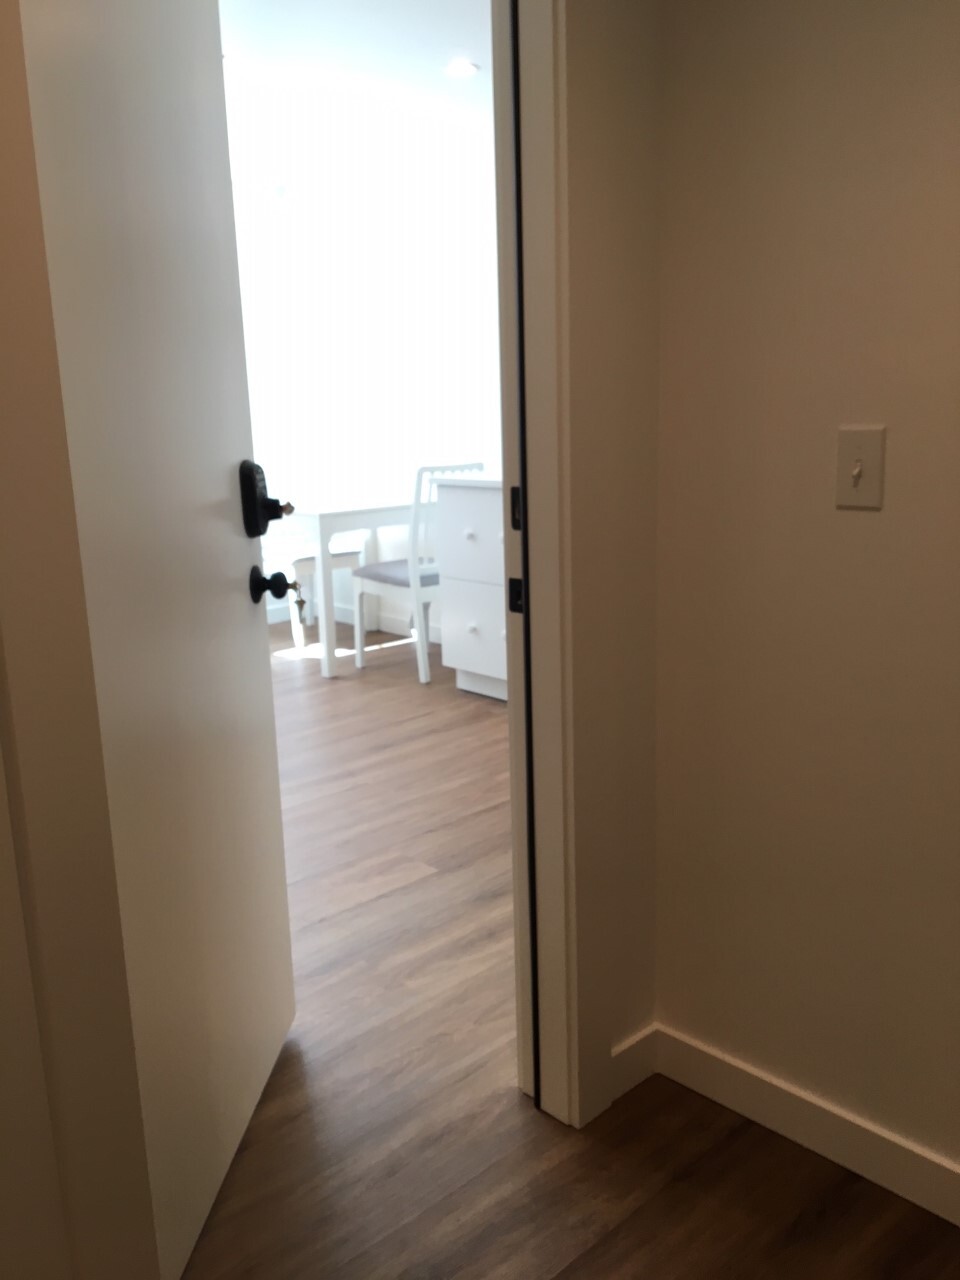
315, 543, 337, 678
362, 528, 379, 631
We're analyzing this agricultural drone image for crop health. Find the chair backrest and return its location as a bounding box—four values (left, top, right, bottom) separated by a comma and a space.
408, 462, 484, 590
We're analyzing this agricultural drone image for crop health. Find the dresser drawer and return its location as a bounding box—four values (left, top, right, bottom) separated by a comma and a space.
440, 579, 507, 681
436, 485, 504, 586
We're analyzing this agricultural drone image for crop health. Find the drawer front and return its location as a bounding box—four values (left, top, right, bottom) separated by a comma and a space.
437, 486, 504, 586
441, 579, 507, 681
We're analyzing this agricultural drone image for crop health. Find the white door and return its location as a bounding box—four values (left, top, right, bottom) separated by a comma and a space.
15, 2, 294, 1277
0, 744, 72, 1280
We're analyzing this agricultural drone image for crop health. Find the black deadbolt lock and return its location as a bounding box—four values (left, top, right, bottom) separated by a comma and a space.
239, 460, 294, 538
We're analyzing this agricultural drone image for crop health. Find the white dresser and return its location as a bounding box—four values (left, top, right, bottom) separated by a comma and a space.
436, 479, 507, 701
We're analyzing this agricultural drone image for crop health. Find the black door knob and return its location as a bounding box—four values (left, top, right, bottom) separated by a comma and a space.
249, 567, 294, 604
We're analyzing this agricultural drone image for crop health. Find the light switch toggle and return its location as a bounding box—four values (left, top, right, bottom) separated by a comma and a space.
836, 426, 885, 510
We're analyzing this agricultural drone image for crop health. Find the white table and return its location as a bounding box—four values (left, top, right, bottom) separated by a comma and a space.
306, 504, 410, 677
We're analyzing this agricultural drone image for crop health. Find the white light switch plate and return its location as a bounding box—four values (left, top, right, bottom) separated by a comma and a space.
836, 425, 885, 510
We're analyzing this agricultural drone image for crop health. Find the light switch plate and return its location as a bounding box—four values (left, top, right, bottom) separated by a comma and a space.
836, 425, 885, 510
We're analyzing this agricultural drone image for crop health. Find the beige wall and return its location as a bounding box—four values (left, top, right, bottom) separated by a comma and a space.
0, 3, 159, 1275
564, 0, 661, 1090
656, 0, 960, 1159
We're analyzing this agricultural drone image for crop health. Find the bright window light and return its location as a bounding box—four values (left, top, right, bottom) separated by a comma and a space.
222, 62, 501, 515
445, 57, 480, 79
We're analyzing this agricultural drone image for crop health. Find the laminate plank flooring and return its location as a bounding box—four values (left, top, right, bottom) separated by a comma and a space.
183, 625, 960, 1279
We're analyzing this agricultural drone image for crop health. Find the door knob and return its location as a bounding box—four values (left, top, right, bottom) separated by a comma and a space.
249, 567, 295, 604
239, 460, 294, 538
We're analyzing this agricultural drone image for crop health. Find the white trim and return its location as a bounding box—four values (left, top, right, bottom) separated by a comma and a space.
455, 670, 508, 701
492, 0, 537, 1100
434, 477, 502, 490
609, 1024, 960, 1227
267, 599, 441, 645
495, 0, 599, 1127
608, 1025, 659, 1101
511, 0, 579, 1126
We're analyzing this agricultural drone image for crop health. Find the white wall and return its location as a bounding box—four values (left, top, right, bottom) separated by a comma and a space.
655, 0, 960, 1197
222, 53, 502, 514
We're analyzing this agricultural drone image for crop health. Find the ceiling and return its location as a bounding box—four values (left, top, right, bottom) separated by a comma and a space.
219, 0, 493, 102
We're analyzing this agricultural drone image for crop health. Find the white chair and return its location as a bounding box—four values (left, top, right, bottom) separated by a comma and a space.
352, 463, 483, 683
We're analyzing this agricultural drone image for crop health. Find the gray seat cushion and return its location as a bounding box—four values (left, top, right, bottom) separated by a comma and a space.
353, 559, 439, 588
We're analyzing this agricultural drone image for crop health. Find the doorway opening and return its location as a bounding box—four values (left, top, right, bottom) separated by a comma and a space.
218, 0, 534, 1140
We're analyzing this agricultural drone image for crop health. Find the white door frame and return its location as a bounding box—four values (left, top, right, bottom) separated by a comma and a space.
494, 0, 595, 1126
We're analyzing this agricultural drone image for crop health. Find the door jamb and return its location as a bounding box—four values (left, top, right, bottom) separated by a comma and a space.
493, 0, 583, 1125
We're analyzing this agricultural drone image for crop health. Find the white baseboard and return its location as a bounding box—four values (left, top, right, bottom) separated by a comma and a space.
609, 1022, 960, 1227
609, 1024, 659, 1100
455, 670, 508, 701
267, 600, 441, 644
358, 604, 442, 645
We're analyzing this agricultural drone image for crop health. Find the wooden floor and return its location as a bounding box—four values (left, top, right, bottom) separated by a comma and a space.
183, 625, 960, 1279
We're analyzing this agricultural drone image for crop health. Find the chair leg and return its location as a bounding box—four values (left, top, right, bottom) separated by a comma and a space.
288, 587, 305, 650
353, 580, 366, 669
413, 598, 431, 684
316, 551, 337, 679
